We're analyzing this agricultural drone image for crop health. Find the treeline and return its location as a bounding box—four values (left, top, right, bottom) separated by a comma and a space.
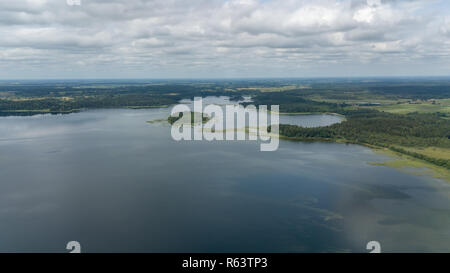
389, 146, 450, 169
368, 85, 450, 100
306, 80, 450, 100
0, 81, 258, 115
279, 111, 450, 147
0, 94, 178, 113
0, 83, 220, 97
249, 92, 348, 113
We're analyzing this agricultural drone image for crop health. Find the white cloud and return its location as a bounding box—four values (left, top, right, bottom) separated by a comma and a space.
0, 0, 449, 78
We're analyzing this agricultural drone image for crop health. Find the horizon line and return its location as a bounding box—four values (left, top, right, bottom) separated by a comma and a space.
1, 75, 450, 81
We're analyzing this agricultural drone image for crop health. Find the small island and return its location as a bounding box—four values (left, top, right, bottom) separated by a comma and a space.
168, 111, 211, 125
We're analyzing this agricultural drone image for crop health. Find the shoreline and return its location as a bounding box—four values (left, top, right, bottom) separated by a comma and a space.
0, 105, 172, 117
279, 134, 450, 182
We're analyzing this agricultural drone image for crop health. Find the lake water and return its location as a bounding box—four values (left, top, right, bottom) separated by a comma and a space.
0, 103, 449, 252
179, 96, 344, 128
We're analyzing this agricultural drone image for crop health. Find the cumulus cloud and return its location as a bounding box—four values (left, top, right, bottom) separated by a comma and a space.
0, 0, 449, 78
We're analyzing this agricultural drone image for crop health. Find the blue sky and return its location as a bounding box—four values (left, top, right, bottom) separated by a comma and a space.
0, 0, 449, 79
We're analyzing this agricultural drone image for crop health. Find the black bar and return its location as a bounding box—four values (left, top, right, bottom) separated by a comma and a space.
0, 253, 448, 272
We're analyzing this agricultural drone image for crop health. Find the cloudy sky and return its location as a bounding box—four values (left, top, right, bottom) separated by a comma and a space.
0, 0, 449, 79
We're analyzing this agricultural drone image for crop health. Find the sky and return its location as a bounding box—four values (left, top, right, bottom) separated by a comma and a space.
0, 0, 450, 79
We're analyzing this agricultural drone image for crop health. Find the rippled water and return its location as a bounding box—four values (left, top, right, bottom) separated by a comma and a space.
0, 103, 448, 253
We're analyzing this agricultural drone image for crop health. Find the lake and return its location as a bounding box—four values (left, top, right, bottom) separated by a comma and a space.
0, 102, 449, 252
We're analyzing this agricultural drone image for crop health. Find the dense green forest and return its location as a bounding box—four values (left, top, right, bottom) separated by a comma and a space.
247, 92, 348, 113
0, 95, 176, 115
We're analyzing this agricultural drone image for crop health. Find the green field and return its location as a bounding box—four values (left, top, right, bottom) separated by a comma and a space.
370, 148, 450, 182
370, 101, 450, 114
399, 146, 450, 160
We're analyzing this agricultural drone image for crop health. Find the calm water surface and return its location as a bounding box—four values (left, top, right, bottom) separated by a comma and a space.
0, 104, 449, 252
